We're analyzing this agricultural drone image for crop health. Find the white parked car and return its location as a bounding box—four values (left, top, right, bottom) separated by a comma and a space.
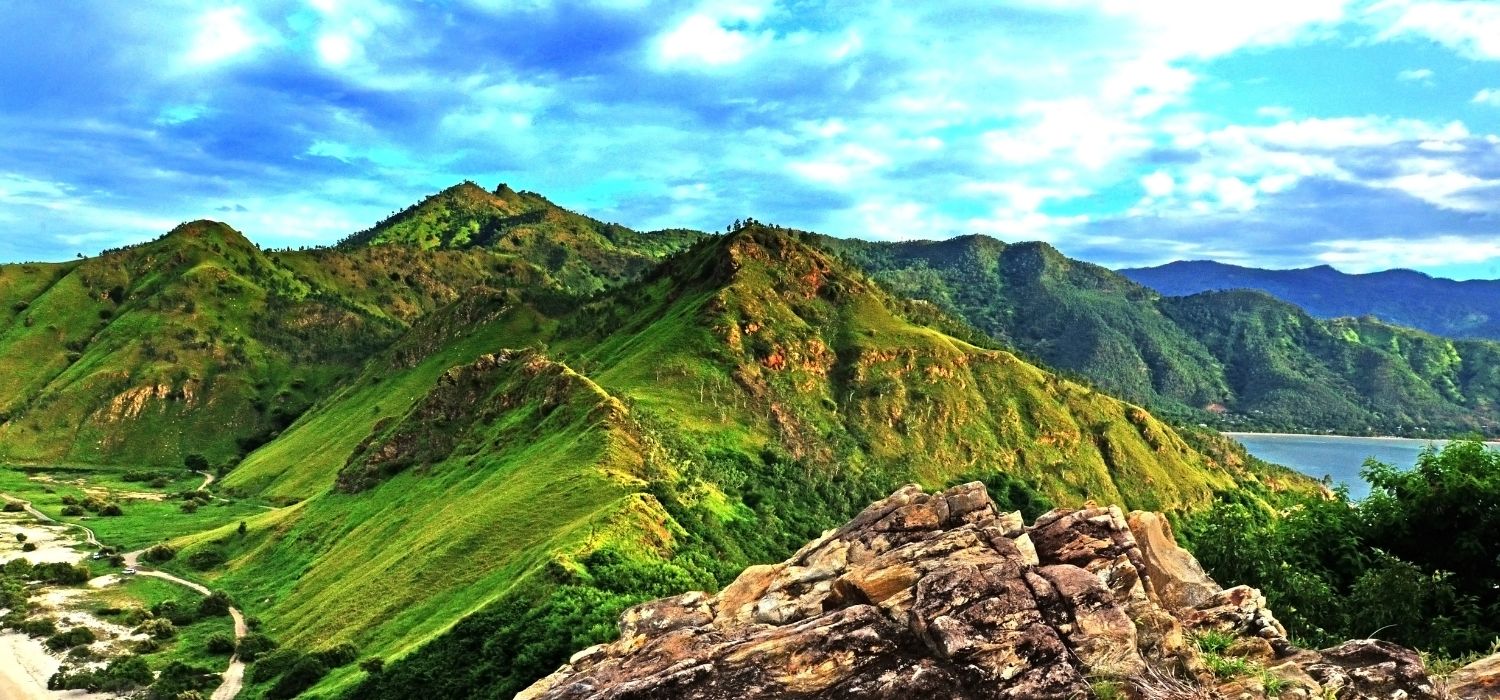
122, 568, 137, 575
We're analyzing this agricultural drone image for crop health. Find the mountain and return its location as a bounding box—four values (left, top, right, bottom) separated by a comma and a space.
817, 235, 1500, 436
0, 186, 700, 469
1121, 260, 1500, 341
0, 220, 537, 467
171, 225, 1271, 699
339, 181, 702, 294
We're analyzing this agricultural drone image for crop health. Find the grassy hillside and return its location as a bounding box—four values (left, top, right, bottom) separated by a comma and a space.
339, 181, 702, 294
166, 225, 1265, 699
0, 221, 541, 468
818, 234, 1500, 436
0, 185, 701, 470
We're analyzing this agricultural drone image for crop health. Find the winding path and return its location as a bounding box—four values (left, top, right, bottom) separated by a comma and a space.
4, 490, 247, 699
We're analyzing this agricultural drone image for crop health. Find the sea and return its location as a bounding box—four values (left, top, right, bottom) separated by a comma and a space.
1225, 432, 1487, 500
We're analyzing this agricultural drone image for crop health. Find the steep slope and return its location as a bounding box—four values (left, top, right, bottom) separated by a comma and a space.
0, 221, 529, 466
818, 235, 1229, 414
819, 234, 1500, 436
174, 226, 1265, 699
1122, 260, 1500, 340
339, 181, 702, 294
1162, 291, 1500, 433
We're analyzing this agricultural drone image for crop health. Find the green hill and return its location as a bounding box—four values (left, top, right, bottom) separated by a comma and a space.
0, 187, 701, 470
339, 181, 702, 294
0, 221, 531, 467
818, 234, 1500, 436
162, 225, 1273, 699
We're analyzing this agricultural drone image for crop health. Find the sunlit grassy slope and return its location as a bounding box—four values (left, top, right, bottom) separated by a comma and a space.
0, 221, 530, 468
170, 226, 1257, 699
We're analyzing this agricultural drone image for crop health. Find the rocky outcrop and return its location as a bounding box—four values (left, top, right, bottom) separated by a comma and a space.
517, 483, 1447, 700
1450, 653, 1500, 699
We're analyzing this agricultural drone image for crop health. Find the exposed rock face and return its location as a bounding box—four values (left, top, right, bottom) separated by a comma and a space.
517, 484, 1447, 700
1450, 652, 1500, 699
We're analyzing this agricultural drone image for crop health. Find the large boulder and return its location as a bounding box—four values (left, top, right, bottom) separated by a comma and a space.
517, 483, 1441, 700
1448, 652, 1500, 699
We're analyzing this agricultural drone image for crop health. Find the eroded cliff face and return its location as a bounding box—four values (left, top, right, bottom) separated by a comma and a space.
517, 483, 1453, 700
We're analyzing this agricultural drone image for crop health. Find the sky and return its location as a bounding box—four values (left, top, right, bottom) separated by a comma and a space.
2, 1, 1499, 278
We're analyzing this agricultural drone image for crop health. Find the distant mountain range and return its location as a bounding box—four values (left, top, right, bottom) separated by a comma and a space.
1120, 260, 1500, 341
817, 236, 1500, 437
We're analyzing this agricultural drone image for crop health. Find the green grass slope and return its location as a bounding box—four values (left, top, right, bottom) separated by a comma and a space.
339, 181, 702, 294
172, 225, 1259, 699
0, 221, 522, 468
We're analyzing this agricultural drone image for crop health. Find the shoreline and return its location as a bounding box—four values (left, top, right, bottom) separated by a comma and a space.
1222, 431, 1500, 444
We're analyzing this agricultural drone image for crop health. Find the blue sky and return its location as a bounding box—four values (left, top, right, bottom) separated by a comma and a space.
2, 1, 1500, 278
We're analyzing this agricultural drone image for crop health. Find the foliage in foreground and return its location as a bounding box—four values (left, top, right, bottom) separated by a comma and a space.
1181, 439, 1500, 655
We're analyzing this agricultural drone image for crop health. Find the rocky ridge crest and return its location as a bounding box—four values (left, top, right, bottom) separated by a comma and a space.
517, 482, 1490, 699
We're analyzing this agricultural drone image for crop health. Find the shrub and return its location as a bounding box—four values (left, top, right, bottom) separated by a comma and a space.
22, 617, 56, 637
250, 649, 304, 683
143, 544, 177, 562
268, 655, 329, 699
46, 626, 96, 651
61, 505, 85, 516
99, 503, 123, 516
236, 632, 278, 661
152, 599, 198, 626
137, 618, 176, 640
359, 657, 385, 675
2, 502, 22, 512
206, 633, 236, 654
313, 641, 358, 668
180, 501, 199, 514
198, 590, 232, 616
21, 542, 36, 552
150, 661, 218, 698
184, 453, 210, 471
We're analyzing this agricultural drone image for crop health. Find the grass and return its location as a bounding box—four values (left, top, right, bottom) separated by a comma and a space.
0, 465, 266, 550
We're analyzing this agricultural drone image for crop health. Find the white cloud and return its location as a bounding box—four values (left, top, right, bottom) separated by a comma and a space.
1396, 67, 1434, 83
185, 7, 266, 65
1141, 171, 1176, 197
656, 14, 765, 66
317, 34, 357, 66
1084, 0, 1351, 59
1315, 235, 1500, 271
1475, 88, 1500, 107
1374, 0, 1500, 60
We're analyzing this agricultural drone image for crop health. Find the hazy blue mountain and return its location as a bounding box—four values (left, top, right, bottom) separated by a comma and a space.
1120, 260, 1500, 340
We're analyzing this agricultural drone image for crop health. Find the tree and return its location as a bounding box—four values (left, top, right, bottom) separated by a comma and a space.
184, 453, 209, 471
237, 521, 248, 537
15, 533, 25, 543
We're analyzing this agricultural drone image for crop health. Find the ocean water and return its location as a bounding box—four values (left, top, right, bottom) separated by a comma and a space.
1226, 433, 1458, 500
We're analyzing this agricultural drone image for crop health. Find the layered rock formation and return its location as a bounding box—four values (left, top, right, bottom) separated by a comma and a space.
517, 483, 1459, 699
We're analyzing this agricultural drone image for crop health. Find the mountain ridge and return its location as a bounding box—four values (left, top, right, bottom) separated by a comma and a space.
1122, 258, 1500, 340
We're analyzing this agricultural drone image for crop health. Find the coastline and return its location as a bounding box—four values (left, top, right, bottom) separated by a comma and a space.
1222, 431, 1499, 444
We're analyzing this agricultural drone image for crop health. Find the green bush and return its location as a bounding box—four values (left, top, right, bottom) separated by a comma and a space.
268, 655, 329, 699
45, 626, 96, 651
21, 617, 56, 637
137, 618, 176, 640
236, 632, 278, 662
1183, 440, 1500, 655
206, 633, 236, 654
143, 544, 177, 563
198, 590, 232, 617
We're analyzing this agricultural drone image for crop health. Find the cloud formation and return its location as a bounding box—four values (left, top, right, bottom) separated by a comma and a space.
0, 0, 1498, 278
